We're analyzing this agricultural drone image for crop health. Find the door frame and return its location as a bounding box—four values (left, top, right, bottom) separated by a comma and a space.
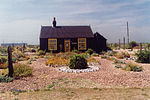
64, 39, 70, 52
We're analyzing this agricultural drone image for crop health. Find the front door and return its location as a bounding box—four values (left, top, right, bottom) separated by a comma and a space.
64, 40, 70, 52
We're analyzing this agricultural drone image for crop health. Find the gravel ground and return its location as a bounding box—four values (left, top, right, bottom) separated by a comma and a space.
0, 57, 150, 92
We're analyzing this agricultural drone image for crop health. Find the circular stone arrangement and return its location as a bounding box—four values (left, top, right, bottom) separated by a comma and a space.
57, 66, 100, 73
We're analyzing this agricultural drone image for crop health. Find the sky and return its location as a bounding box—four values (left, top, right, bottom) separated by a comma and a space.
0, 0, 150, 45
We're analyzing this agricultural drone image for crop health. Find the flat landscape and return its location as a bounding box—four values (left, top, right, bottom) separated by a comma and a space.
0, 46, 150, 100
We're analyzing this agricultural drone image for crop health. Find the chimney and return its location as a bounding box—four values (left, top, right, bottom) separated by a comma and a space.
52, 17, 56, 27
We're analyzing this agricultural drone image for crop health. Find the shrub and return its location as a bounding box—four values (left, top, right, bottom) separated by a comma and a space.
124, 63, 142, 72
115, 65, 122, 69
72, 50, 80, 54
101, 55, 107, 59
0, 47, 7, 54
100, 51, 106, 55
107, 51, 117, 56
0, 76, 13, 83
13, 50, 29, 61
13, 63, 32, 79
85, 48, 94, 55
135, 50, 150, 63
106, 57, 115, 61
113, 59, 126, 64
128, 41, 138, 49
12, 57, 17, 63
13, 50, 25, 58
31, 49, 36, 52
91, 53, 99, 57
0, 63, 8, 69
38, 50, 45, 56
82, 53, 91, 59
45, 57, 69, 66
56, 52, 76, 59
26, 57, 37, 64
113, 59, 120, 64
0, 57, 7, 64
87, 57, 98, 64
115, 53, 124, 59
123, 52, 130, 58
147, 43, 150, 49
68, 54, 88, 69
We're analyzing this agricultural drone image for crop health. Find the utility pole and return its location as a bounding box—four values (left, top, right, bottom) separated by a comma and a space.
127, 21, 129, 44
123, 37, 125, 49
119, 39, 120, 49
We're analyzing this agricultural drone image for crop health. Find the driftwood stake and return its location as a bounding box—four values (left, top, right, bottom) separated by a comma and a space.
8, 46, 14, 77
139, 43, 142, 52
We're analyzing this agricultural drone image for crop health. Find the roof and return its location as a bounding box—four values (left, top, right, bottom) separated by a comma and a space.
40, 26, 94, 38
94, 32, 107, 40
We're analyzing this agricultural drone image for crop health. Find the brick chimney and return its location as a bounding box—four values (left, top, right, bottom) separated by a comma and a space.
52, 17, 56, 27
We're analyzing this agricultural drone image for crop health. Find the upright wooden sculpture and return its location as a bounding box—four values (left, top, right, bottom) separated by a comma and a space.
8, 46, 14, 77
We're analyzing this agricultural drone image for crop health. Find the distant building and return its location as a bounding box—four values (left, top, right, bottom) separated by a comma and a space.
1, 43, 27, 47
40, 17, 107, 53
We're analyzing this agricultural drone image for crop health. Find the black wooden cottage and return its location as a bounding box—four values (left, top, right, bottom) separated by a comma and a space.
40, 18, 107, 53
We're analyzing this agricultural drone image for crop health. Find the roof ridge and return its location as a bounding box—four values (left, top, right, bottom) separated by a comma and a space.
41, 25, 90, 27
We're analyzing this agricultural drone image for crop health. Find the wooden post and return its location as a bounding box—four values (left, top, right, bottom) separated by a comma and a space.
123, 37, 125, 49
139, 43, 142, 52
8, 46, 14, 77
119, 39, 120, 49
22, 43, 26, 53
127, 22, 129, 44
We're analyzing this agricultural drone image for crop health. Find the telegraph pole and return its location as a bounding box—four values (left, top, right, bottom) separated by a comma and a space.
123, 37, 125, 49
119, 39, 120, 49
127, 21, 129, 44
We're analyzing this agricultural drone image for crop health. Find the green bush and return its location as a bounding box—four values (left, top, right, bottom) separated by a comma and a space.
72, 49, 80, 54
0, 47, 7, 54
82, 53, 90, 59
68, 54, 88, 69
107, 51, 117, 56
13, 63, 32, 79
115, 65, 122, 69
56, 52, 76, 59
12, 57, 17, 63
128, 41, 138, 49
38, 50, 45, 56
85, 48, 94, 55
135, 50, 150, 63
91, 53, 99, 57
124, 63, 142, 72
0, 75, 13, 83
0, 57, 7, 64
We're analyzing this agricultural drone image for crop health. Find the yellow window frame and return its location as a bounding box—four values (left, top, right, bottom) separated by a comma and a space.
78, 38, 86, 50
48, 39, 57, 50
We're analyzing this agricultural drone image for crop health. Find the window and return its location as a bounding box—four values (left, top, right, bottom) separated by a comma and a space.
78, 38, 86, 50
48, 39, 57, 50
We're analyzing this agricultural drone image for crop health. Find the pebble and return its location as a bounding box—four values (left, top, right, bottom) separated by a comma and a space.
57, 66, 100, 73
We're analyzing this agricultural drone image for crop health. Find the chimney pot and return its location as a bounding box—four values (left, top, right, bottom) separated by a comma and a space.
53, 17, 56, 27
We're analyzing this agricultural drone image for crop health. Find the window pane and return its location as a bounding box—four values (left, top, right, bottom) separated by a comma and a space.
49, 40, 56, 43
48, 39, 57, 50
79, 39, 86, 42
78, 38, 86, 50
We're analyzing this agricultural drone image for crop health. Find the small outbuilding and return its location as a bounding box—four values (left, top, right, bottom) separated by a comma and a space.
40, 18, 107, 53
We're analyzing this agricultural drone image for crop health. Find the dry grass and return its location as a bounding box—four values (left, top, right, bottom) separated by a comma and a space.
1, 87, 150, 100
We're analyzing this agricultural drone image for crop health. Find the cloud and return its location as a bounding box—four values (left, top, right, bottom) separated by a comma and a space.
0, 0, 150, 44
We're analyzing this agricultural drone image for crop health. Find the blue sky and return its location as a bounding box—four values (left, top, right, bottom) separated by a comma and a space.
0, 0, 150, 44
